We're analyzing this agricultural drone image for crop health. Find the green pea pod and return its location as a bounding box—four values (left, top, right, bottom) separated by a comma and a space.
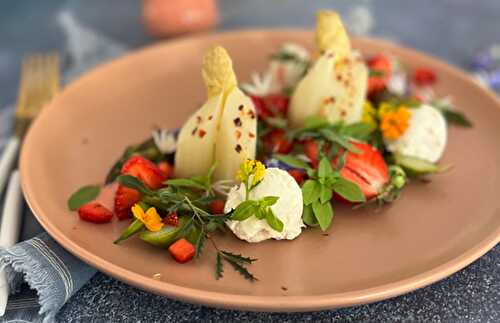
139, 216, 190, 248
113, 219, 144, 244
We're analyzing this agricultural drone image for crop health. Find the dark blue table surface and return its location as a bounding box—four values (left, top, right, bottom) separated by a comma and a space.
1, 0, 499, 322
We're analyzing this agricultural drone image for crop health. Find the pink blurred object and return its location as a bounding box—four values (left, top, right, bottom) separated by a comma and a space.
142, 0, 219, 37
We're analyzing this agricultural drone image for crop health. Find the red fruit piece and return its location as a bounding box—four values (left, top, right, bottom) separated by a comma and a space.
158, 161, 174, 179
288, 169, 305, 185
367, 54, 391, 96
78, 202, 113, 224
169, 238, 195, 264
263, 129, 294, 154
163, 213, 179, 226
121, 156, 166, 190
334, 142, 389, 199
250, 96, 272, 119
303, 139, 319, 168
263, 94, 289, 116
114, 186, 140, 220
209, 199, 225, 214
413, 68, 436, 86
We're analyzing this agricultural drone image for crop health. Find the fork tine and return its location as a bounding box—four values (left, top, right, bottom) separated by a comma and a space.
15, 52, 60, 137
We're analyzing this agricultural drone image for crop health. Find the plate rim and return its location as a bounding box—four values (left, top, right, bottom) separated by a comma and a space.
20, 29, 500, 311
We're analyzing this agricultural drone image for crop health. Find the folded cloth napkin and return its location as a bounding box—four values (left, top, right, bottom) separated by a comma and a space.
0, 9, 127, 323
0, 233, 96, 323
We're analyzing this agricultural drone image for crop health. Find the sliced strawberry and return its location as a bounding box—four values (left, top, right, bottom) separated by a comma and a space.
122, 156, 166, 190
250, 96, 272, 119
262, 129, 294, 154
303, 139, 319, 168
114, 185, 140, 220
78, 202, 113, 224
413, 68, 437, 86
367, 54, 391, 96
169, 238, 195, 264
334, 142, 389, 199
288, 169, 305, 185
263, 94, 289, 116
209, 199, 225, 214
157, 161, 174, 179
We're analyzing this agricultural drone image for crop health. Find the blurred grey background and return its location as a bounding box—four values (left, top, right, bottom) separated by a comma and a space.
1, 0, 499, 108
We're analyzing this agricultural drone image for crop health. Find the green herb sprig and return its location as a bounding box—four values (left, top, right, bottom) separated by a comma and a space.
276, 155, 365, 231
115, 173, 258, 282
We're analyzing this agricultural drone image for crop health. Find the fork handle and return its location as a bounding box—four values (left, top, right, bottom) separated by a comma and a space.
0, 137, 20, 194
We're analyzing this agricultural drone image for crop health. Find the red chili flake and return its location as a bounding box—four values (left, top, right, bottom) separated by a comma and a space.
196, 116, 202, 124
248, 110, 256, 119
233, 117, 242, 127
198, 129, 207, 138
235, 144, 242, 153
238, 105, 244, 111
248, 132, 256, 138
322, 97, 336, 105
163, 213, 179, 227
208, 115, 213, 121
191, 127, 198, 135
413, 68, 437, 86
235, 130, 242, 139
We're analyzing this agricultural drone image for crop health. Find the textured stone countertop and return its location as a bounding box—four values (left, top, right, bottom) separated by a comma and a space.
0, 0, 499, 322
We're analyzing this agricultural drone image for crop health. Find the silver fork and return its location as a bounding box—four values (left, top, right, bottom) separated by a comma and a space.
0, 52, 60, 316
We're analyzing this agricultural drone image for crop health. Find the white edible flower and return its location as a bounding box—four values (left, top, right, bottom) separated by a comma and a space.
385, 104, 447, 163
387, 57, 407, 95
240, 72, 273, 97
152, 128, 176, 154
225, 168, 305, 243
269, 43, 310, 93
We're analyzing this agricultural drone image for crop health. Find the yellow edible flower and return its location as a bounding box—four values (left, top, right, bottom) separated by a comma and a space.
236, 159, 266, 188
362, 101, 377, 130
379, 105, 411, 140
131, 204, 164, 232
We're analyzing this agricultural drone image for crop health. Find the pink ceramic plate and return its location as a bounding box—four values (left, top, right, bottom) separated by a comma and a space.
20, 30, 500, 311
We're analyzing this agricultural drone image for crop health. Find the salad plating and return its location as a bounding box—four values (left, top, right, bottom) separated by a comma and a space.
68, 10, 472, 282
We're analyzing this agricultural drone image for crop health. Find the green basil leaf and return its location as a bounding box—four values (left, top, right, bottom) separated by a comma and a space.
339, 123, 374, 141
165, 178, 207, 190
260, 196, 279, 207
319, 128, 351, 149
265, 209, 284, 232
319, 185, 333, 204
332, 177, 366, 202
303, 116, 330, 130
67, 185, 101, 211
117, 175, 153, 195
231, 200, 258, 221
302, 180, 321, 205
318, 157, 333, 178
274, 154, 311, 170
302, 204, 318, 226
255, 208, 266, 220
312, 200, 333, 231
441, 109, 473, 127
